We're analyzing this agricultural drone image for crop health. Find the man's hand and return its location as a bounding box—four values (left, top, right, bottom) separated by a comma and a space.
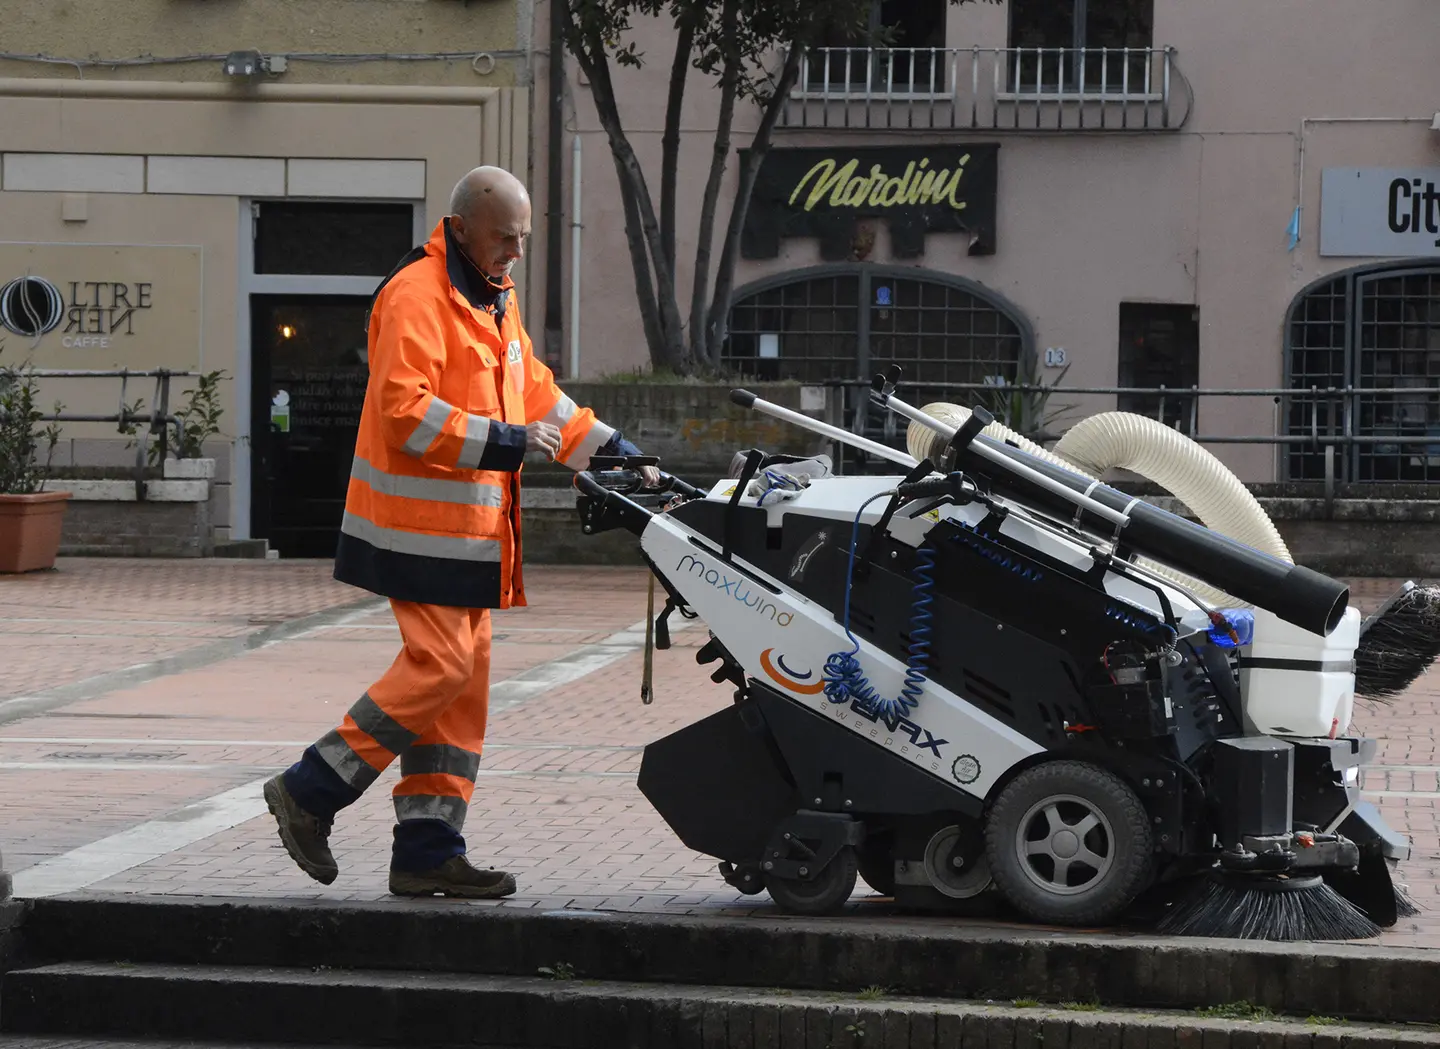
526, 421, 562, 460
639, 465, 662, 487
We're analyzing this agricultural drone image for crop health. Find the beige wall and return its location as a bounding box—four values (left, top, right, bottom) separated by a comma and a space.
0, 0, 531, 87
549, 0, 1440, 481
0, 79, 531, 536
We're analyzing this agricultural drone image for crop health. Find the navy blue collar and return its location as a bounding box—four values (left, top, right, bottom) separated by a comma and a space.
444, 217, 509, 325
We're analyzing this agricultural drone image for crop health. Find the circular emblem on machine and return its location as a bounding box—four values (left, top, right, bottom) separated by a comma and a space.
952, 754, 982, 785
0, 276, 64, 338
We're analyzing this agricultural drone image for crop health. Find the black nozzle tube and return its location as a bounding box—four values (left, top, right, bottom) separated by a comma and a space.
955, 435, 1349, 637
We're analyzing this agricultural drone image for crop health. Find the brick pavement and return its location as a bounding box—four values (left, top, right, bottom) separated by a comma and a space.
0, 559, 1436, 948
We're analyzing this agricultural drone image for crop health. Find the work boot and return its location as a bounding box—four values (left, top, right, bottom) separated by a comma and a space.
263, 773, 338, 885
389, 855, 517, 899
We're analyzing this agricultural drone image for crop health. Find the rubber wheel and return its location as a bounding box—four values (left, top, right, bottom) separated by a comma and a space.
857, 834, 896, 896
984, 760, 1154, 927
766, 845, 859, 916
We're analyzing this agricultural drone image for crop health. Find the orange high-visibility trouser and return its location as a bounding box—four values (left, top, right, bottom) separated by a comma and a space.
315, 599, 492, 833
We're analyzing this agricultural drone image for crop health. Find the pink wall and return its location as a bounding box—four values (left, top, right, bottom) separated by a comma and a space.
536, 0, 1440, 480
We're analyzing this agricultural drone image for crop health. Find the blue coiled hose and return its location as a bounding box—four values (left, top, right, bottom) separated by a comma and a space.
822, 492, 938, 722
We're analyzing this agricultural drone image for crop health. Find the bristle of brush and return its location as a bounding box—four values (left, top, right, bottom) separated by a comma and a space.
1355, 585, 1440, 702
1395, 883, 1422, 919
1155, 874, 1381, 941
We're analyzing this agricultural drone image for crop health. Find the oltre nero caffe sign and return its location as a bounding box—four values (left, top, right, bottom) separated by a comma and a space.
0, 276, 154, 348
741, 144, 999, 260
1320, 167, 1440, 258
0, 243, 201, 370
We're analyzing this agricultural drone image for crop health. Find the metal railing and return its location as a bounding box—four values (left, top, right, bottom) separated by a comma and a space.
782, 46, 1191, 132
28, 369, 196, 499
810, 379, 1440, 492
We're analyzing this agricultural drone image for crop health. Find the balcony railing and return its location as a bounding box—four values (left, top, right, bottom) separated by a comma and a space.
781, 46, 1191, 132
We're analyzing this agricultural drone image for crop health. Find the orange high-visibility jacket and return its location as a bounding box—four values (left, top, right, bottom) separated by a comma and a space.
334, 218, 617, 609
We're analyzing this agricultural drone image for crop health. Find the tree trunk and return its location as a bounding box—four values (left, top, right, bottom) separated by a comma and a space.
660, 20, 695, 278
687, 0, 741, 368
703, 44, 803, 362
576, 39, 690, 372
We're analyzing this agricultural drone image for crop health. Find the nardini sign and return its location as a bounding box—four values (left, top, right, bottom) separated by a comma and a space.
1319, 167, 1440, 258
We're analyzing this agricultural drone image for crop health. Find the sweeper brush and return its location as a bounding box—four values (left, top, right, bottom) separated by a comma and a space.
574, 371, 1435, 941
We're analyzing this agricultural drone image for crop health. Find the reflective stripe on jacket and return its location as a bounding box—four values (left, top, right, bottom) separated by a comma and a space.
334, 217, 615, 609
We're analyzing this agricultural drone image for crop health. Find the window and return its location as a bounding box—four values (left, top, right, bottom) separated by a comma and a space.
725, 266, 1027, 467
807, 0, 949, 94
1008, 0, 1154, 91
254, 201, 416, 277
1117, 303, 1199, 434
1285, 265, 1440, 483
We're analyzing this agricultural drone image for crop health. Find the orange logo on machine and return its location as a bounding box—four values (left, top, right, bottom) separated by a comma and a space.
760, 648, 826, 695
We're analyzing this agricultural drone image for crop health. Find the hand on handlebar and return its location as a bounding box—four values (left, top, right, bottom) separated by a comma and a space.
639, 464, 662, 487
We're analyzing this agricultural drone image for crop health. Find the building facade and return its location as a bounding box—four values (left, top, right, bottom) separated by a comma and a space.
556, 0, 1440, 484
0, 0, 536, 554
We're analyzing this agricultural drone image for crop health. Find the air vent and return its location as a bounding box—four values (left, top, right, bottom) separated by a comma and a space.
963, 669, 1014, 718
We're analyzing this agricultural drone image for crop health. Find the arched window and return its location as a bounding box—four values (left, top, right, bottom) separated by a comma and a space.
1285, 263, 1440, 483
724, 265, 1031, 460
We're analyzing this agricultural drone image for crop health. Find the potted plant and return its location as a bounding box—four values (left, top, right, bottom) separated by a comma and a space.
0, 342, 69, 573
122, 370, 226, 480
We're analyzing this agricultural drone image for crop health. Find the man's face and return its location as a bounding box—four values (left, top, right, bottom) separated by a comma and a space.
452, 195, 531, 281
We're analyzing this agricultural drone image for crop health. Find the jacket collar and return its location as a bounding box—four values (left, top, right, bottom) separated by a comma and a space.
430, 218, 513, 326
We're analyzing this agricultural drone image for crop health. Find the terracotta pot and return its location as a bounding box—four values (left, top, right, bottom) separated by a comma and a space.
0, 490, 73, 574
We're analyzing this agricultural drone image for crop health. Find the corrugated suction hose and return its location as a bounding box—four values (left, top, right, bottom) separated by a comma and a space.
906, 404, 1292, 609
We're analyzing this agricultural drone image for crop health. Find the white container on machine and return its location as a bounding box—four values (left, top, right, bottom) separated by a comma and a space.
1239, 605, 1361, 738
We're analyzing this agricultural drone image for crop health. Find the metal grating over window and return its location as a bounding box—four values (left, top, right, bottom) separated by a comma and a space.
867, 275, 1024, 407
1285, 265, 1440, 483
724, 268, 1025, 470
724, 274, 861, 383
1285, 274, 1348, 483
1355, 271, 1440, 482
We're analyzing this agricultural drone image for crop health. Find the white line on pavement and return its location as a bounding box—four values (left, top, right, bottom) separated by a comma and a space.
11, 778, 273, 899
9, 616, 655, 899
489, 618, 651, 713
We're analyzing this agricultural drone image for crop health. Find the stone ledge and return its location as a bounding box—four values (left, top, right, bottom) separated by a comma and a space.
17, 896, 1440, 1026
46, 479, 209, 503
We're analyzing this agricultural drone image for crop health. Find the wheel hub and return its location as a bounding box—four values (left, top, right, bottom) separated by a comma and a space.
1014, 794, 1115, 897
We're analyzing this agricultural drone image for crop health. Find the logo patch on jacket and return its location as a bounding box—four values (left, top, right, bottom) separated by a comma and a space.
507, 340, 523, 364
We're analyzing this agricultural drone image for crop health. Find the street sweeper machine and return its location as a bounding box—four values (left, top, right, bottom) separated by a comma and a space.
572, 371, 1437, 940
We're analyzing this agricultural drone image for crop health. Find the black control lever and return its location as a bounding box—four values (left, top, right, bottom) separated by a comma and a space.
940, 405, 995, 468
869, 365, 904, 408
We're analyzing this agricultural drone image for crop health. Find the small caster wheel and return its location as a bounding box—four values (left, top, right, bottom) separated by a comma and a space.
766, 846, 858, 916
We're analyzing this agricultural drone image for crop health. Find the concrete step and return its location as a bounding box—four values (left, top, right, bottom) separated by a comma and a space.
4, 962, 1436, 1049
9, 896, 1440, 1029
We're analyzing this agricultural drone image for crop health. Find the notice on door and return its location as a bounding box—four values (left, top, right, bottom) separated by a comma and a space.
1319, 167, 1440, 258
0, 243, 203, 369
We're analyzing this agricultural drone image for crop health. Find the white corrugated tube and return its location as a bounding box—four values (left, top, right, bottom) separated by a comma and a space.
905, 404, 1292, 610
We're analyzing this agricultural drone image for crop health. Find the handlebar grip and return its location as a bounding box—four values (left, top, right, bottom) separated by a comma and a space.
897, 477, 953, 499
730, 389, 757, 408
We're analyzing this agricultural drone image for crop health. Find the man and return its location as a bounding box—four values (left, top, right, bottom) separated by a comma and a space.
263, 166, 659, 898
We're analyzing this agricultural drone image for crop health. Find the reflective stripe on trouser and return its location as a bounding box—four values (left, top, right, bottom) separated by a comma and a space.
303, 599, 491, 840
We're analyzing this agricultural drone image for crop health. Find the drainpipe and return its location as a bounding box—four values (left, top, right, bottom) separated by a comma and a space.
544, 0, 566, 373
570, 133, 582, 380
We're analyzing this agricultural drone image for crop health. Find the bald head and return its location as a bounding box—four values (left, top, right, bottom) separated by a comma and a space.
449, 166, 531, 282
